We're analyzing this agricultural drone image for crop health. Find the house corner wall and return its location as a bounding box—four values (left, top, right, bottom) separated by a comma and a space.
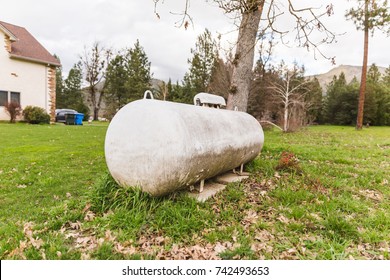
47, 66, 56, 123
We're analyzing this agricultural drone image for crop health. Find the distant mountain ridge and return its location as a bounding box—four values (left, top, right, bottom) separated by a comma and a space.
309, 65, 387, 92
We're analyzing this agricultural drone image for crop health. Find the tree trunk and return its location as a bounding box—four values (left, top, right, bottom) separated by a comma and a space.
96, 88, 104, 120
226, 2, 263, 112
89, 87, 99, 121
284, 102, 289, 132
94, 107, 99, 120
356, 0, 369, 130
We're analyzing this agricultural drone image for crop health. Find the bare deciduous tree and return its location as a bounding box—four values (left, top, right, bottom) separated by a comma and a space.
269, 63, 309, 132
80, 42, 112, 120
155, 81, 169, 101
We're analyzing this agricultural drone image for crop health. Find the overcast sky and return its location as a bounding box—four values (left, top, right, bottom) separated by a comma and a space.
2, 0, 389, 81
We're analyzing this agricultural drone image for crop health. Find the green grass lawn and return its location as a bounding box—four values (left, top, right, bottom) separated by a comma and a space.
0, 123, 389, 260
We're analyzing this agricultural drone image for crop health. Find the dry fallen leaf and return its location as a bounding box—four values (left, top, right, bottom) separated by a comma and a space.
23, 222, 34, 238
82, 203, 91, 213
154, 236, 165, 245
287, 248, 297, 254
115, 243, 136, 255
105, 230, 116, 242
214, 242, 227, 254
359, 189, 382, 201
81, 253, 90, 260
84, 211, 96, 221
279, 247, 299, 260
8, 240, 28, 259
40, 249, 46, 259
277, 215, 290, 224
254, 230, 274, 242
242, 210, 258, 228
310, 213, 322, 221
251, 242, 273, 254
30, 237, 44, 249
65, 232, 80, 239
69, 221, 82, 230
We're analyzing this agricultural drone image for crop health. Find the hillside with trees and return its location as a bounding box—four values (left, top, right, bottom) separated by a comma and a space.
310, 65, 387, 92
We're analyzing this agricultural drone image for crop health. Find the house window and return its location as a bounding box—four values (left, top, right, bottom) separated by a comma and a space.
0, 91, 7, 106
0, 91, 21, 106
11, 92, 21, 104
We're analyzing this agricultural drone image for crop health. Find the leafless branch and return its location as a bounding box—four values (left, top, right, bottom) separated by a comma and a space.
214, 0, 338, 63
153, 0, 162, 19
259, 120, 283, 130
286, 1, 337, 61
154, 0, 194, 29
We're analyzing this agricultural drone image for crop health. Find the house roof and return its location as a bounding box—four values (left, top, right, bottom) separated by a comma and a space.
0, 21, 60, 67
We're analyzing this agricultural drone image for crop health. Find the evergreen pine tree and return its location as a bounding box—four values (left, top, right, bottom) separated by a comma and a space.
346, 0, 390, 129
103, 40, 152, 116
54, 55, 65, 108
124, 40, 152, 103
104, 53, 128, 115
182, 29, 219, 104
62, 63, 90, 119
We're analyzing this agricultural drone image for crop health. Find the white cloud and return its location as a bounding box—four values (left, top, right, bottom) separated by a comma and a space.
2, 0, 389, 82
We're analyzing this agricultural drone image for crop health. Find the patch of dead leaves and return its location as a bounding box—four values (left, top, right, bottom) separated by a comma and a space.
156, 244, 220, 260
359, 189, 383, 202
243, 177, 275, 204
251, 242, 273, 253
138, 234, 228, 260
254, 230, 274, 242
60, 219, 246, 260
242, 210, 259, 229
114, 242, 137, 255
346, 242, 389, 260
279, 248, 299, 260
8, 222, 46, 259
8, 240, 28, 260
61, 221, 117, 255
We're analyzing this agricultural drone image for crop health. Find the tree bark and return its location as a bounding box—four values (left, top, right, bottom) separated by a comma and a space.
226, 2, 263, 112
356, 0, 369, 130
284, 101, 289, 132
94, 107, 99, 120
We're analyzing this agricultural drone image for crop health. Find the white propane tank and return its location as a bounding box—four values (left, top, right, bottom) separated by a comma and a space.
105, 98, 264, 196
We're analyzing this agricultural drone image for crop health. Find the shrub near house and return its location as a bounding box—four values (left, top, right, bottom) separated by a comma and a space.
23, 106, 50, 124
3, 101, 21, 123
0, 20, 60, 122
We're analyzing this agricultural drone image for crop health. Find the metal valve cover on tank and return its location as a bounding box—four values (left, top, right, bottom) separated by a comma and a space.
104, 99, 264, 196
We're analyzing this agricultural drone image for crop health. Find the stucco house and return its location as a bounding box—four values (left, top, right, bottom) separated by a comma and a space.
0, 20, 60, 122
